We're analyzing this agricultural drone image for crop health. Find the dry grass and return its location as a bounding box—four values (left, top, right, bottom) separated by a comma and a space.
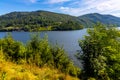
0, 47, 79, 80
0, 55, 79, 80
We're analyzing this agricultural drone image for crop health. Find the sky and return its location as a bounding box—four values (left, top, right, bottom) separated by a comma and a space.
1, 0, 120, 17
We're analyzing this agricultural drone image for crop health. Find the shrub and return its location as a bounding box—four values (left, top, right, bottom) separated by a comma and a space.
78, 23, 120, 79
0, 33, 26, 62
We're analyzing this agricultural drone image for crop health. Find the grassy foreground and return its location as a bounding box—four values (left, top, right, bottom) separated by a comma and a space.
0, 54, 79, 80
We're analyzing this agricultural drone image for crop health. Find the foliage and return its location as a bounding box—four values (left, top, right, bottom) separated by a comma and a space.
52, 21, 83, 30
78, 23, 120, 79
1, 11, 120, 30
0, 52, 79, 80
0, 33, 25, 62
51, 45, 81, 76
26, 33, 52, 66
0, 10, 83, 31
25, 33, 81, 76
0, 33, 81, 78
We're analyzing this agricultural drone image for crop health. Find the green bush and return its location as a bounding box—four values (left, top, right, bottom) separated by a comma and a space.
0, 33, 25, 62
78, 23, 120, 80
25, 33, 81, 77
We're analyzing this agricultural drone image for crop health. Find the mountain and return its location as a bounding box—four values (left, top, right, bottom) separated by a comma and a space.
0, 11, 120, 31
0, 10, 83, 31
78, 13, 120, 27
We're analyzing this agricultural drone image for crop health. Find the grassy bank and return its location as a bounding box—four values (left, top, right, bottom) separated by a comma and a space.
0, 58, 79, 80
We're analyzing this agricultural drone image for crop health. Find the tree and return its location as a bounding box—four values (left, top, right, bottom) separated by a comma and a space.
26, 33, 81, 77
0, 33, 25, 62
78, 23, 120, 80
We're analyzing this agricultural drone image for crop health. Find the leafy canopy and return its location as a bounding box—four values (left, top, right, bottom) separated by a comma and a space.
78, 23, 120, 80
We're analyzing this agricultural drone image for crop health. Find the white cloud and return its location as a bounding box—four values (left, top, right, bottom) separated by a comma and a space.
95, 0, 120, 12
60, 7, 70, 11
29, 0, 37, 3
60, 7, 82, 16
23, 0, 37, 3
60, 6, 95, 16
48, 0, 70, 4
59, 0, 120, 17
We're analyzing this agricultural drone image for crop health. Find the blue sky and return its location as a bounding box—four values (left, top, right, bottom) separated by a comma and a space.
1, 0, 120, 17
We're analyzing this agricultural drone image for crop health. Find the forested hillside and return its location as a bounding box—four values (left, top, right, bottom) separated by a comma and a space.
0, 10, 83, 31
78, 13, 120, 27
1, 11, 120, 31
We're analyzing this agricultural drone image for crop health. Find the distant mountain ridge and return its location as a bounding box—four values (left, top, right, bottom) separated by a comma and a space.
78, 13, 120, 27
0, 10, 120, 31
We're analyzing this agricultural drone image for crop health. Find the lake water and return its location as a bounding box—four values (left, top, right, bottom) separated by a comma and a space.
0, 29, 87, 67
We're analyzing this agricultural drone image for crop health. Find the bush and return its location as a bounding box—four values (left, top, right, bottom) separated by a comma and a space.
78, 23, 120, 79
26, 33, 81, 77
0, 33, 26, 62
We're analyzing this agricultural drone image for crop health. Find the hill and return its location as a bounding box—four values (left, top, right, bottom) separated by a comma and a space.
78, 13, 120, 27
1, 11, 120, 30
0, 10, 83, 31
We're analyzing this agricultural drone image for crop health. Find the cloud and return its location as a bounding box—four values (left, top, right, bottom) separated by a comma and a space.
85, 0, 120, 16
59, 0, 120, 17
60, 7, 70, 11
95, 0, 120, 12
60, 7, 80, 15
23, 0, 37, 3
60, 6, 94, 16
29, 0, 37, 3
48, 0, 70, 4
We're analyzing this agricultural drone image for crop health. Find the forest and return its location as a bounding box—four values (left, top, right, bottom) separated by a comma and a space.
0, 11, 83, 31
0, 23, 120, 80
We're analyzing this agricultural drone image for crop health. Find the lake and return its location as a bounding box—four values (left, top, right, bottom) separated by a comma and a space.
0, 29, 87, 68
